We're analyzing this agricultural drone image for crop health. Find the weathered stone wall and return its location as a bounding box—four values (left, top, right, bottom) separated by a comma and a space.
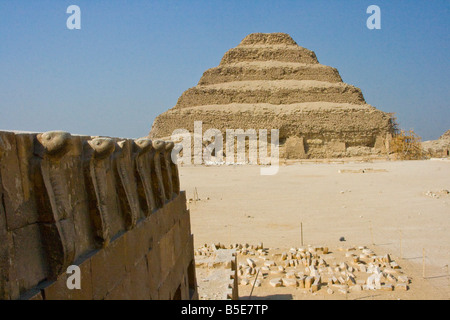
0, 130, 197, 300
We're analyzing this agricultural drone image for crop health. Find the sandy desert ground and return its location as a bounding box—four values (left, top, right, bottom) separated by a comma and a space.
179, 159, 450, 300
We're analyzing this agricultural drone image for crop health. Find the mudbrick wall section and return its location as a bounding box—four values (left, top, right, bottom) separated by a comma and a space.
0, 130, 197, 300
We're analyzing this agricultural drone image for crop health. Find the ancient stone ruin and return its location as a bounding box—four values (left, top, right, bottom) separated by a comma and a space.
0, 130, 197, 300
195, 243, 411, 299
150, 33, 394, 159
422, 129, 450, 158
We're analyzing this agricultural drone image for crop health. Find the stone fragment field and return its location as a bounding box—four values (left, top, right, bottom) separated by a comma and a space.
195, 243, 418, 300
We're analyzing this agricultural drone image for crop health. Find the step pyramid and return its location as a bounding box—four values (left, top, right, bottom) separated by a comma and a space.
150, 33, 393, 158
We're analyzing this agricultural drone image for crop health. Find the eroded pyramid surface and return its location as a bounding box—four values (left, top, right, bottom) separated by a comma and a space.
150, 33, 393, 158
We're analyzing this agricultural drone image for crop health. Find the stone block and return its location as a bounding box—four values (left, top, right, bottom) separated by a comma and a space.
90, 235, 127, 299
269, 278, 282, 287
305, 276, 314, 289
128, 257, 151, 300
350, 285, 362, 292
311, 278, 320, 292
264, 260, 276, 267
159, 227, 176, 280
366, 273, 382, 290
398, 275, 410, 284
347, 276, 356, 286
282, 278, 297, 287
285, 136, 307, 159
124, 220, 154, 272
396, 283, 409, 291
298, 276, 305, 288
42, 257, 93, 300
331, 275, 338, 284
104, 274, 133, 300
338, 288, 348, 295
246, 258, 256, 268
0, 193, 12, 299
286, 271, 296, 279
12, 224, 48, 297
1, 133, 39, 230
381, 284, 393, 291
39, 218, 76, 279
327, 140, 346, 153
147, 247, 162, 299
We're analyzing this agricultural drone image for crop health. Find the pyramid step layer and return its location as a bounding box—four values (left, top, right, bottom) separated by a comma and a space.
220, 46, 319, 65
198, 62, 342, 85
150, 103, 391, 147
175, 80, 365, 108
239, 33, 299, 46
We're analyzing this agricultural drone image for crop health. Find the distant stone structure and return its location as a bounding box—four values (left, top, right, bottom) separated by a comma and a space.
422, 129, 450, 158
150, 33, 394, 159
0, 130, 197, 300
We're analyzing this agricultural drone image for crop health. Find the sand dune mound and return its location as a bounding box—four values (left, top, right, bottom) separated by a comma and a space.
150, 33, 393, 159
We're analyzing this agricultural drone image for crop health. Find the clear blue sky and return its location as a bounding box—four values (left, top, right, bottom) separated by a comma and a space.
0, 0, 448, 140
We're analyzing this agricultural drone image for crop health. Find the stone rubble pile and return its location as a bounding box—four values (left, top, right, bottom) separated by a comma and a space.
195, 243, 411, 296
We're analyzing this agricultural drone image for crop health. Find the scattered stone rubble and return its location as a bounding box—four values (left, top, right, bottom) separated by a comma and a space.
338, 168, 388, 174
187, 197, 210, 204
194, 244, 238, 300
195, 243, 412, 299
424, 189, 450, 199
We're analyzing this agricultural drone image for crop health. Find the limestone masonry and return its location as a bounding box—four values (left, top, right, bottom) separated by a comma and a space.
0, 130, 197, 300
422, 129, 450, 158
150, 33, 394, 159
